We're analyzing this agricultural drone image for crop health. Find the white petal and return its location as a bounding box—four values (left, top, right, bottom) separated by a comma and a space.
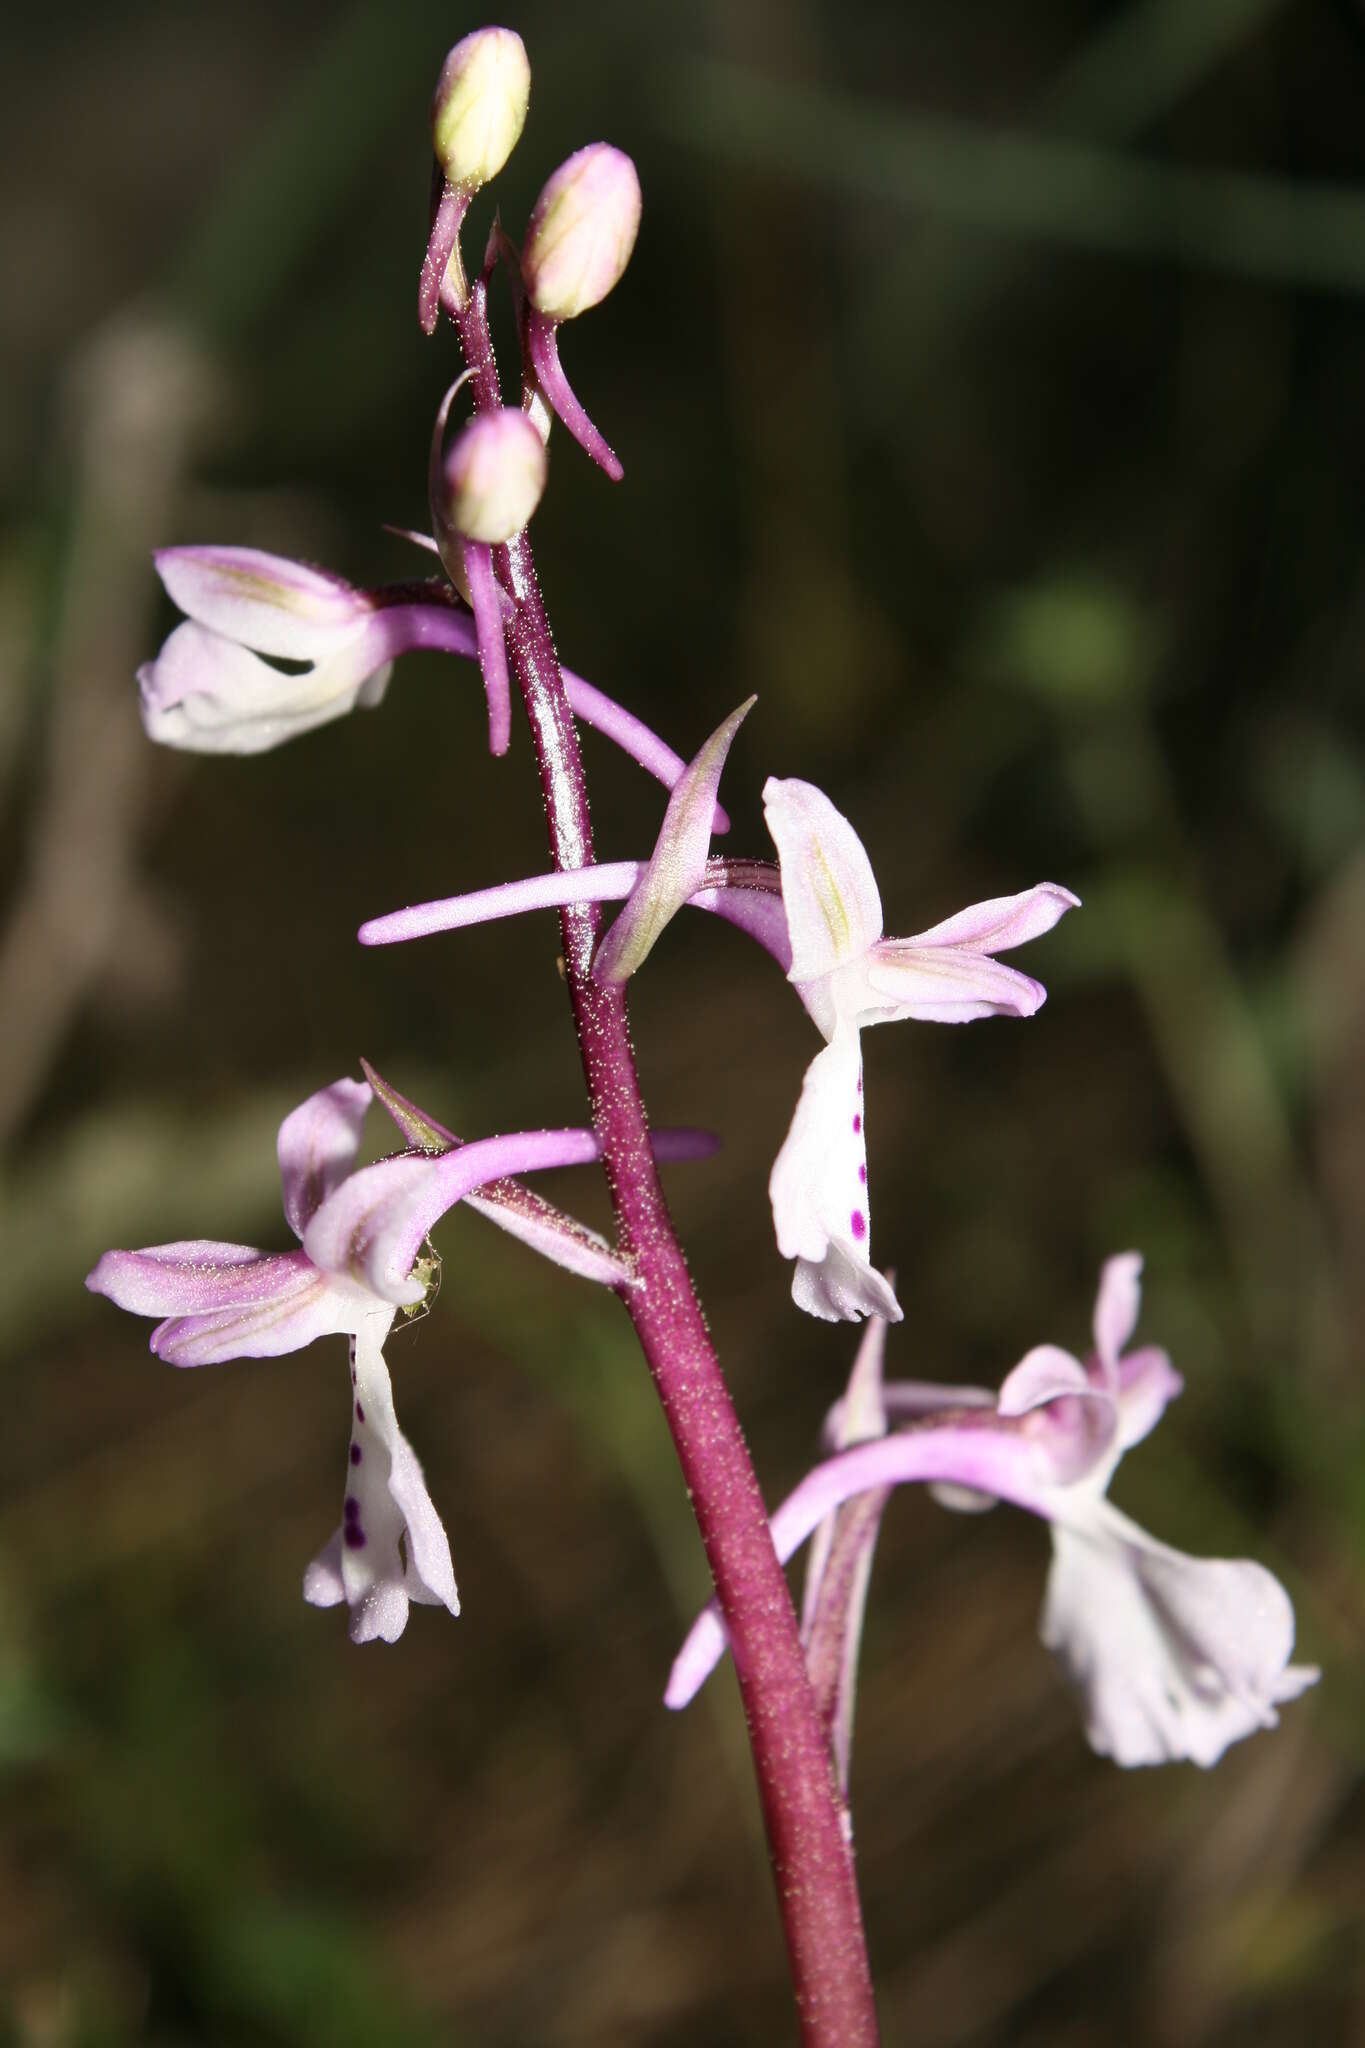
1041, 1500, 1317, 1767
769, 1033, 901, 1324
303, 1530, 345, 1608
138, 621, 387, 756
762, 778, 883, 984
792, 1246, 902, 1324
315, 1327, 459, 1645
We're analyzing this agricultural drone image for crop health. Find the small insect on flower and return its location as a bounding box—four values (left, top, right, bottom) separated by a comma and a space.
401, 1247, 443, 1323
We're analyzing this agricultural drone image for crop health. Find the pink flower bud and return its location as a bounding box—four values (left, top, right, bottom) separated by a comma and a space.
522, 144, 642, 321
431, 28, 531, 192
441, 408, 547, 544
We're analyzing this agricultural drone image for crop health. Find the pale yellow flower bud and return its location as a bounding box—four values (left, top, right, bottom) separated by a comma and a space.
443, 409, 547, 544
522, 144, 642, 321
431, 28, 531, 192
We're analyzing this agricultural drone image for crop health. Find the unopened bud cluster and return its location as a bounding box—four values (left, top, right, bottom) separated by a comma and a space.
422, 32, 643, 482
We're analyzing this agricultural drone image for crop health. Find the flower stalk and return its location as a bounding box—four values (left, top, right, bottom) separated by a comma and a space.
447, 270, 880, 2046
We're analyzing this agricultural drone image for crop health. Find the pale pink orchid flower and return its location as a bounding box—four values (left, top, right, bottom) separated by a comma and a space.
763, 778, 1078, 1323
356, 736, 1076, 1323
86, 1077, 714, 1642
137, 546, 729, 826
669, 1256, 1318, 1770
140, 548, 411, 755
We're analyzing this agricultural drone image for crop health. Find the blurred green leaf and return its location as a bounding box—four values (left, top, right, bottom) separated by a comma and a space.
968, 573, 1154, 708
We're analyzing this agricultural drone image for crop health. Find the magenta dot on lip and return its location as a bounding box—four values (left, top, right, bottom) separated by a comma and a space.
858, 1163, 867, 1183
355, 1402, 365, 1423
852, 1113, 861, 1133
350, 1443, 362, 1465
850, 1208, 867, 1240
344, 1496, 360, 1520
343, 1526, 367, 1549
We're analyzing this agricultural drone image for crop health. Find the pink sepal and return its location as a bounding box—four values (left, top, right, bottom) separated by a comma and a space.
799, 1313, 892, 1793
594, 698, 753, 983
1091, 1251, 1143, 1383
278, 1077, 372, 1239
359, 1059, 716, 1290
525, 307, 624, 481
86, 1244, 376, 1368
1115, 1347, 1183, 1449
155, 546, 369, 656
861, 945, 1049, 1023
419, 179, 470, 335
302, 1127, 608, 1304
904, 881, 1080, 954
462, 538, 512, 755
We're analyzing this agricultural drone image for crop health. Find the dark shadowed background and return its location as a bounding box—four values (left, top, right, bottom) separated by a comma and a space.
2, 2, 1363, 2042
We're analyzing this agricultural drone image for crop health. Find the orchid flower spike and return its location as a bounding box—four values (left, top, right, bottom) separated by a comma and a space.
519, 144, 642, 481
764, 777, 1079, 1324
85, 1078, 712, 1639
431, 393, 548, 755
420, 28, 531, 332
669, 1256, 1319, 1771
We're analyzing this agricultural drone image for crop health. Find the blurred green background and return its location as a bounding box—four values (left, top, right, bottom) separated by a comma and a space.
3, 1, 1363, 2040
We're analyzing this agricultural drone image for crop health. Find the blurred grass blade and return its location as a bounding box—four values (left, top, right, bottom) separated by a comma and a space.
665, 57, 1365, 297
170, 1, 440, 339
1042, 0, 1287, 140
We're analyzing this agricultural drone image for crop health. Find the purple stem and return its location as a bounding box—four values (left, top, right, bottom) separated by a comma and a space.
449, 275, 879, 2045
